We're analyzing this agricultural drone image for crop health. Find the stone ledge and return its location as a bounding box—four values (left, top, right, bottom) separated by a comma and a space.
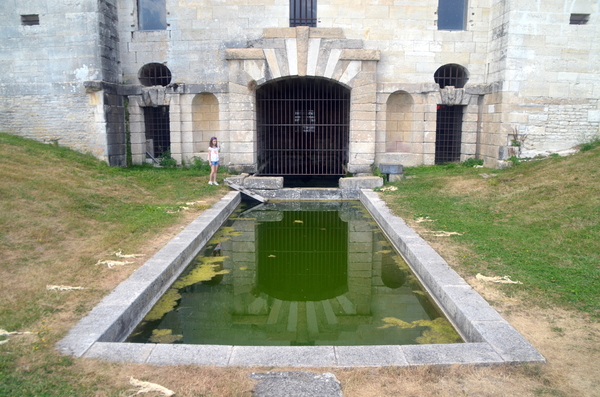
262, 27, 345, 39
244, 176, 283, 190
339, 176, 383, 190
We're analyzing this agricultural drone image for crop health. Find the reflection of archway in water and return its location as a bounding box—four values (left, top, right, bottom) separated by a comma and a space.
381, 254, 406, 289
125, 201, 459, 346
257, 209, 348, 301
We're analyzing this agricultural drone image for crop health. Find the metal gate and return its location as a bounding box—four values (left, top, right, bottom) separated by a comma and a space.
256, 77, 350, 176
144, 106, 170, 158
435, 105, 463, 164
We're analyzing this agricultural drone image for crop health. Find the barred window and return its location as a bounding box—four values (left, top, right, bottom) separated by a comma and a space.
438, 0, 467, 31
290, 0, 317, 27
139, 63, 172, 87
138, 0, 167, 31
434, 64, 469, 89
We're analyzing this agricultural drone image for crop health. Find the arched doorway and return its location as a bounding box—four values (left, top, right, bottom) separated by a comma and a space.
256, 77, 350, 178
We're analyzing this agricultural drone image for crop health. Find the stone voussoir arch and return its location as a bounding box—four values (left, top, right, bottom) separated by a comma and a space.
225, 27, 380, 174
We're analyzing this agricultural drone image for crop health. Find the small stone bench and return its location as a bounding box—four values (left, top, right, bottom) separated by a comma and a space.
379, 163, 404, 182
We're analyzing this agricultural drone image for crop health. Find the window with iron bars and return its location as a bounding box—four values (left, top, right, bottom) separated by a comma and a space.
290, 0, 317, 27
434, 64, 469, 89
139, 63, 172, 87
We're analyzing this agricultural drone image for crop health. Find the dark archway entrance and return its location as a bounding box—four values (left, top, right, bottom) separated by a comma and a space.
144, 106, 170, 158
256, 77, 350, 180
435, 105, 463, 164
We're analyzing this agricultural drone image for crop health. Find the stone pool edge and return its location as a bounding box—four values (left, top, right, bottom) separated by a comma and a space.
56, 190, 545, 367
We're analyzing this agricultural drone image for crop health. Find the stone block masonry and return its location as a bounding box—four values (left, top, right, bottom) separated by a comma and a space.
1, 0, 600, 169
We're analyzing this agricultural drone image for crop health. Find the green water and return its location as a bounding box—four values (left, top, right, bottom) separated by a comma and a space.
127, 201, 462, 346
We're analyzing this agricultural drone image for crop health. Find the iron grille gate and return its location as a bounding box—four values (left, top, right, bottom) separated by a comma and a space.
435, 105, 463, 164
256, 77, 350, 176
144, 106, 170, 158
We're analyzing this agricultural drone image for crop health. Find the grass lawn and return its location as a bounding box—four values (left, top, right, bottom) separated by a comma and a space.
0, 132, 598, 396
379, 146, 600, 319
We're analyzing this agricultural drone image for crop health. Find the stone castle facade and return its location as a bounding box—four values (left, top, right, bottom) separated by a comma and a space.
1, 0, 598, 172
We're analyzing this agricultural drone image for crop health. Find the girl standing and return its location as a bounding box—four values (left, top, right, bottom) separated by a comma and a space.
207, 137, 220, 185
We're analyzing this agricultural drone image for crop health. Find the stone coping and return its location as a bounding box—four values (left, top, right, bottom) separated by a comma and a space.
56, 190, 545, 367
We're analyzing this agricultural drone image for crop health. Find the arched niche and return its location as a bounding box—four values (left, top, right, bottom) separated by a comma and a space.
192, 93, 219, 153
385, 91, 414, 153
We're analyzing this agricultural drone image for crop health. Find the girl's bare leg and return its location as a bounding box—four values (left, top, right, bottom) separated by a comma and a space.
210, 164, 218, 183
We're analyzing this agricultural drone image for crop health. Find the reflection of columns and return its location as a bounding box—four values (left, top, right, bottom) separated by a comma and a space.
372, 238, 385, 288
225, 204, 378, 344
229, 217, 257, 314
345, 215, 374, 315
296, 302, 309, 344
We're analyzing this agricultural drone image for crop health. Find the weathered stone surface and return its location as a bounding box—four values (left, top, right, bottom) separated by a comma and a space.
1, 1, 598, 170
243, 176, 283, 190
340, 49, 380, 61
250, 372, 343, 397
339, 176, 383, 190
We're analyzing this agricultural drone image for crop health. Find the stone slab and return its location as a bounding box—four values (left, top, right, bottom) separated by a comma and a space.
471, 321, 546, 363
379, 163, 404, 174
257, 188, 358, 200
250, 372, 343, 397
243, 176, 284, 190
230, 346, 336, 367
339, 176, 383, 190
84, 342, 155, 363
403, 343, 504, 366
147, 344, 232, 366
335, 345, 408, 367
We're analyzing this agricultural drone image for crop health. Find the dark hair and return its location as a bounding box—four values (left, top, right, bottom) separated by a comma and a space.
209, 137, 218, 147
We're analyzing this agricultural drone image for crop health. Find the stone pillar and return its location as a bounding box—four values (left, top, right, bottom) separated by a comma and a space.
128, 95, 146, 165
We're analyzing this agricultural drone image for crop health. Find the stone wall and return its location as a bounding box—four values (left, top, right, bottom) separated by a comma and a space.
0, 0, 114, 163
1, 0, 599, 169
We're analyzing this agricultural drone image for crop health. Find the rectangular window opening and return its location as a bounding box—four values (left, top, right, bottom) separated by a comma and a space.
138, 0, 167, 31
437, 0, 467, 31
21, 14, 40, 26
570, 14, 590, 25
290, 0, 317, 27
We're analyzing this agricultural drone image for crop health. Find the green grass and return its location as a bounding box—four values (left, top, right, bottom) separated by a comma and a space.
380, 149, 600, 318
0, 133, 230, 395
1, 132, 598, 395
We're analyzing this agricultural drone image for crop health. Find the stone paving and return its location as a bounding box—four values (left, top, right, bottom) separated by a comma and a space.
250, 372, 343, 397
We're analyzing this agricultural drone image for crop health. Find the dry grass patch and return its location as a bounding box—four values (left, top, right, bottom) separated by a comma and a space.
2, 134, 599, 396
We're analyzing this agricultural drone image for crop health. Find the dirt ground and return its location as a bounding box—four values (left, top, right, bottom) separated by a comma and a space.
47, 208, 600, 397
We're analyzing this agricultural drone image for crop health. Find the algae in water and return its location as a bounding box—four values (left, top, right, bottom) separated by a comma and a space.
379, 317, 462, 344
144, 262, 230, 322
149, 329, 183, 343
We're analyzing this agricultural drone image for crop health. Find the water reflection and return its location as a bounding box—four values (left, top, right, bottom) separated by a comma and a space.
127, 201, 461, 346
